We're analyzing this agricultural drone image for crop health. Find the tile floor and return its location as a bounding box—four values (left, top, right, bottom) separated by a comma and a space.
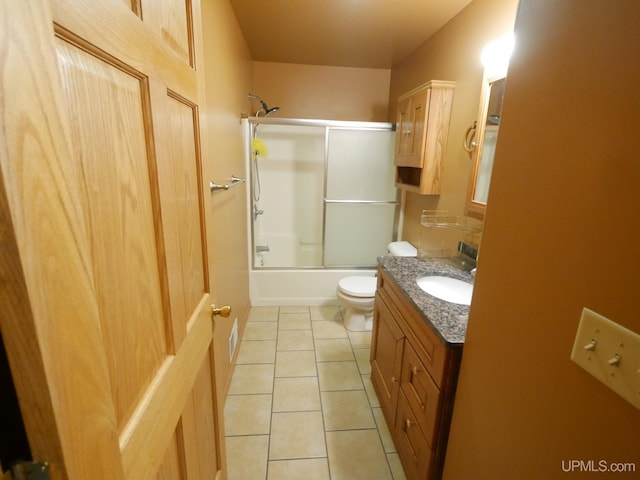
224, 305, 407, 480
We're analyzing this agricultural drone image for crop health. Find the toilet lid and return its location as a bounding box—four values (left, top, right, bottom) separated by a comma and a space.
338, 276, 377, 297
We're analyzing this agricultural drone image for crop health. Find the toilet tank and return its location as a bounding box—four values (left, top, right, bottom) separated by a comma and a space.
388, 241, 417, 257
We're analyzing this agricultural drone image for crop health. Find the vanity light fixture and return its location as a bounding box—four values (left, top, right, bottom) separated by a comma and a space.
481, 32, 515, 78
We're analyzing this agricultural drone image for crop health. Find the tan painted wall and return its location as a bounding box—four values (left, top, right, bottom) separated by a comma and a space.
390, 0, 519, 247
251, 61, 391, 121
199, 0, 252, 400
444, 1, 640, 478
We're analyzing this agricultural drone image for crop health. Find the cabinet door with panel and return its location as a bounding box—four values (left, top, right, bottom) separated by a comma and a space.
370, 291, 405, 424
395, 90, 429, 168
394, 81, 455, 195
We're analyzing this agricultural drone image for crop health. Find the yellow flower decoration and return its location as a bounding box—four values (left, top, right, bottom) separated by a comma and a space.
252, 138, 268, 157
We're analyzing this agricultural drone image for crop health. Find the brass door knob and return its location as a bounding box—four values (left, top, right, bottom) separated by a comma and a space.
211, 304, 232, 318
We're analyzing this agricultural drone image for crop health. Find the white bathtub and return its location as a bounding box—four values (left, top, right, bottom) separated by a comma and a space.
249, 268, 376, 306
254, 233, 322, 268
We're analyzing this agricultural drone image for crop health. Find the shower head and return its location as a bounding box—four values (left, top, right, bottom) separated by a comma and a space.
248, 93, 279, 117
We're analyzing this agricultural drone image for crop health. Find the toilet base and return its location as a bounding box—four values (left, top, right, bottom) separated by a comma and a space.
343, 308, 373, 332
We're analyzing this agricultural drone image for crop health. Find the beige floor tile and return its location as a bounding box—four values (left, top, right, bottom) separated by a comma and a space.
312, 320, 348, 339
248, 306, 279, 322
315, 338, 354, 362
372, 407, 396, 453
277, 329, 314, 351
353, 347, 372, 374
310, 305, 341, 321
321, 390, 376, 431
273, 376, 321, 412
226, 435, 269, 480
326, 430, 392, 480
267, 458, 330, 480
224, 394, 272, 436
228, 364, 275, 394
269, 411, 327, 460
362, 374, 381, 408
347, 330, 372, 348
227, 306, 401, 480
275, 350, 317, 377
279, 305, 309, 314
244, 321, 278, 340
317, 361, 363, 391
278, 313, 311, 331
236, 340, 276, 364
387, 453, 408, 480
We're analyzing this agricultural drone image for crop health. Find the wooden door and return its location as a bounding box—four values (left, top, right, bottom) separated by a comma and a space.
0, 1, 224, 479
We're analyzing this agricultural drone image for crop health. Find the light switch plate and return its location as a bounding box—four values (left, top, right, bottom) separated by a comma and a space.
570, 308, 640, 410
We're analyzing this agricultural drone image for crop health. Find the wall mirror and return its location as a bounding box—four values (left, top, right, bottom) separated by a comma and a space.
465, 74, 506, 220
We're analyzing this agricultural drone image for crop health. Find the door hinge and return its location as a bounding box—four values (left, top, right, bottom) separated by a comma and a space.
2, 462, 49, 480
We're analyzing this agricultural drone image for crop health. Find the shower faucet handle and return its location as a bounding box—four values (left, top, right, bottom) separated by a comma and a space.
253, 204, 264, 220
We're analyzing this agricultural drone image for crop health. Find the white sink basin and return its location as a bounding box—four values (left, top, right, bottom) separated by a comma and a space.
416, 275, 473, 305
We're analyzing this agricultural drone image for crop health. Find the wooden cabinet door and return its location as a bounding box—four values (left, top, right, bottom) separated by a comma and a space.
395, 96, 412, 165
0, 1, 223, 480
394, 90, 429, 168
371, 293, 405, 425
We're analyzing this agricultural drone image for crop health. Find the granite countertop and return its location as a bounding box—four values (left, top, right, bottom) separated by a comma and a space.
377, 256, 474, 346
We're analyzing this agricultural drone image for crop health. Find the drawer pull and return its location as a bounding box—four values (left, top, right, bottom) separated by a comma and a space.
392, 376, 399, 383
412, 365, 420, 375
405, 418, 414, 430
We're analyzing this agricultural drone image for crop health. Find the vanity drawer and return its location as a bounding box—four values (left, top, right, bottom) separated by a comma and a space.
401, 341, 442, 447
394, 389, 433, 480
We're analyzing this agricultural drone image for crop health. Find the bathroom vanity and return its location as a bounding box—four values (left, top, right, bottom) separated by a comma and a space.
371, 256, 471, 480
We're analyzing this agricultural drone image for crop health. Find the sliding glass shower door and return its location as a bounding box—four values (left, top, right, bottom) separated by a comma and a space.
250, 119, 397, 269
324, 127, 397, 266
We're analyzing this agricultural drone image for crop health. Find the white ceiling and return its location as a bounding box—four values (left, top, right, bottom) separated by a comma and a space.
229, 0, 474, 69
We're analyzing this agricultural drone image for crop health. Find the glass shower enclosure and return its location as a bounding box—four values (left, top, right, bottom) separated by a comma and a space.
248, 118, 398, 269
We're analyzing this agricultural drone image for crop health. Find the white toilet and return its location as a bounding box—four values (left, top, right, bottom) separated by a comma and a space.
336, 241, 418, 331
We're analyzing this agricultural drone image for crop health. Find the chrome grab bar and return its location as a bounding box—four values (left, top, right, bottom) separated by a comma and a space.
210, 175, 246, 192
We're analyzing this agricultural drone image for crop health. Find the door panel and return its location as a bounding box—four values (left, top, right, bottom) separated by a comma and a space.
143, 0, 193, 66
181, 351, 221, 479
156, 432, 186, 480
161, 92, 207, 327
0, 1, 223, 479
55, 34, 169, 430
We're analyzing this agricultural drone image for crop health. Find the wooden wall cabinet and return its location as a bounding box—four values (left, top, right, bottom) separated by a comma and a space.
371, 268, 462, 480
394, 81, 455, 195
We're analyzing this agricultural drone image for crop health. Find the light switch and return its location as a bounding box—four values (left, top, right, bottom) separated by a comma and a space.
570, 308, 640, 410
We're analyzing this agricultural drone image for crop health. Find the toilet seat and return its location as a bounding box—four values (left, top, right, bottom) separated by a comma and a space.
337, 276, 377, 298
336, 242, 416, 332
